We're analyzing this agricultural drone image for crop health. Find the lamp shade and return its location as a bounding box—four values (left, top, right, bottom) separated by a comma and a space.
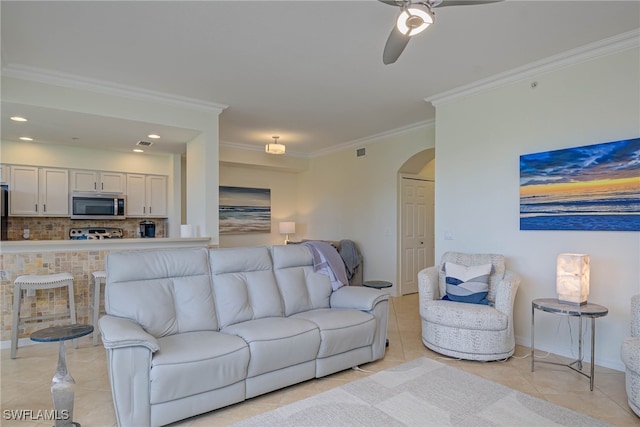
556, 253, 590, 305
279, 222, 295, 234
265, 143, 285, 155
265, 136, 285, 155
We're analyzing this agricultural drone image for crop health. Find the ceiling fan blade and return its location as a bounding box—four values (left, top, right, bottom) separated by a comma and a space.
383, 25, 411, 65
434, 0, 502, 7
378, 0, 404, 6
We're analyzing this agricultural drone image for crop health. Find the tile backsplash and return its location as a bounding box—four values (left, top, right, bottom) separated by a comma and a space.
5, 217, 166, 240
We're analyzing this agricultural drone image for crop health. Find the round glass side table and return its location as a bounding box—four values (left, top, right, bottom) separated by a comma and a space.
30, 324, 94, 427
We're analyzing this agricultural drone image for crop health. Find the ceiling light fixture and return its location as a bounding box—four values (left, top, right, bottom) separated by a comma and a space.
19, 137, 33, 141
265, 136, 285, 155
147, 134, 160, 139
396, 5, 434, 36
133, 148, 144, 153
10, 116, 28, 122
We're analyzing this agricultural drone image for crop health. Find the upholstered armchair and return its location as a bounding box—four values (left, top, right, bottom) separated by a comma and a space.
418, 252, 521, 361
622, 294, 640, 417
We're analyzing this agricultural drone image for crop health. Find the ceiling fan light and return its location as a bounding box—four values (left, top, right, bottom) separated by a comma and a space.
397, 7, 433, 36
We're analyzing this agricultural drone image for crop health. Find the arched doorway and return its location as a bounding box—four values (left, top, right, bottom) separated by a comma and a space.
398, 148, 435, 295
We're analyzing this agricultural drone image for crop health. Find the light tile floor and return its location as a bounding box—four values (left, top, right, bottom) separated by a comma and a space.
1, 294, 638, 426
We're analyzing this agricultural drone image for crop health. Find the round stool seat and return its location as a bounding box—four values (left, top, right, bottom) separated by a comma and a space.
15, 272, 74, 288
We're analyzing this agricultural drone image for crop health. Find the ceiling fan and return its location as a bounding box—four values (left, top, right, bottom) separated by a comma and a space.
379, 0, 503, 65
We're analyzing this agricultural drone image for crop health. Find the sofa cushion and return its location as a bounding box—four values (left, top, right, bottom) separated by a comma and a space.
106, 248, 217, 337
423, 299, 508, 331
210, 247, 284, 329
292, 308, 376, 358
222, 317, 320, 377
150, 331, 249, 404
271, 245, 332, 316
444, 262, 491, 305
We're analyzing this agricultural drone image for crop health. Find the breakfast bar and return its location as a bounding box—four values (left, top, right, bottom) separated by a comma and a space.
0, 237, 213, 345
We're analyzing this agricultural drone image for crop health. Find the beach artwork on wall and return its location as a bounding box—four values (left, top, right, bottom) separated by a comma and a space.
520, 138, 640, 231
219, 186, 271, 234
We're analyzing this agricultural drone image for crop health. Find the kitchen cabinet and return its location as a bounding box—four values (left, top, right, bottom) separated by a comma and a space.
10, 166, 68, 216
0, 164, 9, 185
70, 170, 125, 193
126, 174, 167, 218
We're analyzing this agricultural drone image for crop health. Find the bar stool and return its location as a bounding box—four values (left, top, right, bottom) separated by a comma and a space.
11, 272, 77, 359
90, 271, 107, 346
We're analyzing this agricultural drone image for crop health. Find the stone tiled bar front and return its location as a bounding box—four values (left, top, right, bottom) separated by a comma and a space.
0, 237, 212, 343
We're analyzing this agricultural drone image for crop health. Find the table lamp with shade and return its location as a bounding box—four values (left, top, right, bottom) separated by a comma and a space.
556, 253, 590, 306
279, 221, 296, 244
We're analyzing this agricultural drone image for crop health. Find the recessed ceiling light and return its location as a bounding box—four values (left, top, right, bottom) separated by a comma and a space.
133, 148, 144, 153
10, 116, 28, 122
19, 137, 33, 141
147, 134, 160, 139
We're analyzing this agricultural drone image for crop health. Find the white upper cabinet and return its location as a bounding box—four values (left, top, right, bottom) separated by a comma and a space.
125, 174, 146, 217
70, 170, 125, 193
126, 174, 167, 218
0, 164, 9, 185
146, 175, 167, 218
10, 166, 68, 216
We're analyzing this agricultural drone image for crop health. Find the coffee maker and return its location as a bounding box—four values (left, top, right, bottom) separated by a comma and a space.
139, 220, 156, 238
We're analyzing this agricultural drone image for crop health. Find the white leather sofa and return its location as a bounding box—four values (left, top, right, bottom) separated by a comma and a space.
99, 245, 389, 427
622, 294, 640, 417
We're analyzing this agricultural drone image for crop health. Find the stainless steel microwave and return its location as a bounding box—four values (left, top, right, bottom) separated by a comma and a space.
70, 193, 126, 220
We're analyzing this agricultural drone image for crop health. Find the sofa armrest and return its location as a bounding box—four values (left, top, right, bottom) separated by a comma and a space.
330, 286, 389, 311
493, 270, 521, 316
99, 315, 159, 352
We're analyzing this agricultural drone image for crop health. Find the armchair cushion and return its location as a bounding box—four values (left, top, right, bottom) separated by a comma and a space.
443, 262, 491, 305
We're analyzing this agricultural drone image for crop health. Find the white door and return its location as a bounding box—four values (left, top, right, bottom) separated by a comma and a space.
400, 177, 434, 295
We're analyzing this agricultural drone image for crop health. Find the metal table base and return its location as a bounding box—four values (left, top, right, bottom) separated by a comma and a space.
530, 298, 608, 391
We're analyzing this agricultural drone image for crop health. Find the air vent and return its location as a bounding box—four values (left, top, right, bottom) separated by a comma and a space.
356, 147, 366, 158
136, 140, 153, 147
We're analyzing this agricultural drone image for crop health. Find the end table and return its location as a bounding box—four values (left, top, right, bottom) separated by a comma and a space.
30, 324, 94, 427
530, 298, 608, 391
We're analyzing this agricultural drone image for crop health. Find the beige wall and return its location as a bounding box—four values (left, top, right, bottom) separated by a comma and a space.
433, 46, 640, 371
298, 125, 436, 289
218, 163, 299, 248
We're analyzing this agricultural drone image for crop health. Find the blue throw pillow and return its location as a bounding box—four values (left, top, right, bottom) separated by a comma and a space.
443, 262, 492, 305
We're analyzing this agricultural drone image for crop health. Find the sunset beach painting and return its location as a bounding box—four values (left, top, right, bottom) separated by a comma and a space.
219, 186, 271, 234
520, 138, 640, 231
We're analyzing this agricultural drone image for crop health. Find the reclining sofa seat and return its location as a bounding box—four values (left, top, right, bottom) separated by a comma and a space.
101, 248, 249, 427
100, 245, 389, 427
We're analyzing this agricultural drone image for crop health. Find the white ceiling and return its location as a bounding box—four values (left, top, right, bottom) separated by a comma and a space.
2, 1, 639, 157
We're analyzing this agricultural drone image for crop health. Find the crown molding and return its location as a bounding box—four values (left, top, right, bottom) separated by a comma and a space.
1, 63, 228, 114
220, 119, 435, 159
426, 28, 640, 107
309, 118, 435, 158
219, 140, 307, 158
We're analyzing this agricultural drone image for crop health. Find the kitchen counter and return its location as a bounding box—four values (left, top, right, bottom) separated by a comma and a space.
0, 237, 213, 254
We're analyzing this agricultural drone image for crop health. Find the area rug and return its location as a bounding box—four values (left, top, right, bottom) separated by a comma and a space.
232, 357, 609, 427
